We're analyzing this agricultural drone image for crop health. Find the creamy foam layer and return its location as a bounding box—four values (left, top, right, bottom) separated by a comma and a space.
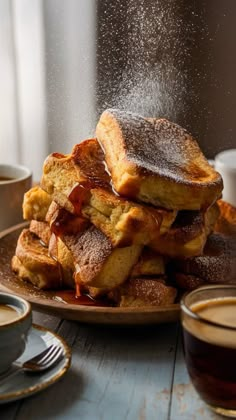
183, 297, 236, 349
0, 304, 21, 325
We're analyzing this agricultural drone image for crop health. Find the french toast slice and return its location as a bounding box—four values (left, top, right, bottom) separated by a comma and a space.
29, 220, 51, 246
171, 232, 236, 290
130, 248, 165, 278
173, 273, 205, 291
23, 186, 52, 221
29, 218, 76, 289
108, 278, 177, 307
81, 187, 173, 246
149, 203, 220, 258
12, 229, 62, 289
41, 152, 79, 214
41, 139, 175, 246
11, 256, 60, 291
48, 234, 75, 289
96, 109, 223, 210
62, 226, 142, 289
41, 138, 110, 213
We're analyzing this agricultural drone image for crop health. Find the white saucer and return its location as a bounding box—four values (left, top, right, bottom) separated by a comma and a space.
0, 323, 71, 404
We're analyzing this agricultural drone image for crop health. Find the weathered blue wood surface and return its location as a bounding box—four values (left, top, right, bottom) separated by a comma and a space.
0, 312, 225, 420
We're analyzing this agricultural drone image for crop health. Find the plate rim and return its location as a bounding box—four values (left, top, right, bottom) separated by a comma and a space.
0, 323, 71, 403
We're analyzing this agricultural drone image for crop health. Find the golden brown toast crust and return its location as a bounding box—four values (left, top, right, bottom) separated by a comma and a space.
29, 220, 51, 246
12, 229, 62, 289
96, 109, 223, 210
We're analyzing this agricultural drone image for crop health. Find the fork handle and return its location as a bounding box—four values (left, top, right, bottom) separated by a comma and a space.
0, 366, 23, 386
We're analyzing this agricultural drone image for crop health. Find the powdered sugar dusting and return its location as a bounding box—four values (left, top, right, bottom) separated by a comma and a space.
103, 108, 213, 184
176, 233, 236, 283
96, 0, 205, 124
64, 227, 113, 278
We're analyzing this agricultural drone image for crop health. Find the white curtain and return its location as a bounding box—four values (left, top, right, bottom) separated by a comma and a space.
0, 0, 96, 181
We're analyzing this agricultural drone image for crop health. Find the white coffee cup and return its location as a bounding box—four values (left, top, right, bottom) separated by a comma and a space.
0, 164, 32, 232
212, 149, 236, 208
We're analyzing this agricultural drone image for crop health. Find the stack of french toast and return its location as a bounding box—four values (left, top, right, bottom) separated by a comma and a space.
11, 109, 236, 307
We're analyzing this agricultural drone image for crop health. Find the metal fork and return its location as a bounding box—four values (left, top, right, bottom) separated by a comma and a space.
0, 344, 64, 385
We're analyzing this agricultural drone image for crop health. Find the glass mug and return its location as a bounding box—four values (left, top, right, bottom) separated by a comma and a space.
181, 285, 236, 418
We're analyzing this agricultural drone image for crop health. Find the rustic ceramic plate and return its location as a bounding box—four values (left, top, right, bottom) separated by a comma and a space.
0, 323, 71, 404
0, 224, 180, 325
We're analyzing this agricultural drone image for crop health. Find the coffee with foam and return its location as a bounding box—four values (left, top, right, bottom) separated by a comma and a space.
183, 297, 236, 349
0, 304, 21, 325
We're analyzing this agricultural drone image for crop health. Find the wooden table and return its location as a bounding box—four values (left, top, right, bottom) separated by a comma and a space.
1, 311, 224, 420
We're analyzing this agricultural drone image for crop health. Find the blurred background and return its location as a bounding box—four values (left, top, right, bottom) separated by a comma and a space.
0, 0, 236, 180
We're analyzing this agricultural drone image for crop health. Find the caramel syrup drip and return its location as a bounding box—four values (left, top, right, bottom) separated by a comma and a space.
68, 177, 112, 216
47, 234, 64, 287
68, 139, 115, 214
50, 204, 89, 237
53, 290, 97, 306
68, 183, 91, 215
51, 152, 66, 159
72, 138, 111, 189
53, 290, 113, 307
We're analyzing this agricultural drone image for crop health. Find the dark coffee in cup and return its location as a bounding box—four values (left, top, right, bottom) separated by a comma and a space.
182, 297, 236, 411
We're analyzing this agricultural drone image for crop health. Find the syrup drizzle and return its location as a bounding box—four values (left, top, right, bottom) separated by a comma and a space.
50, 202, 89, 237
68, 183, 90, 215
53, 290, 113, 307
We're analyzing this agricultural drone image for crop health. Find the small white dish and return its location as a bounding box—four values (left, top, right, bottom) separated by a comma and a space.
0, 323, 71, 404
